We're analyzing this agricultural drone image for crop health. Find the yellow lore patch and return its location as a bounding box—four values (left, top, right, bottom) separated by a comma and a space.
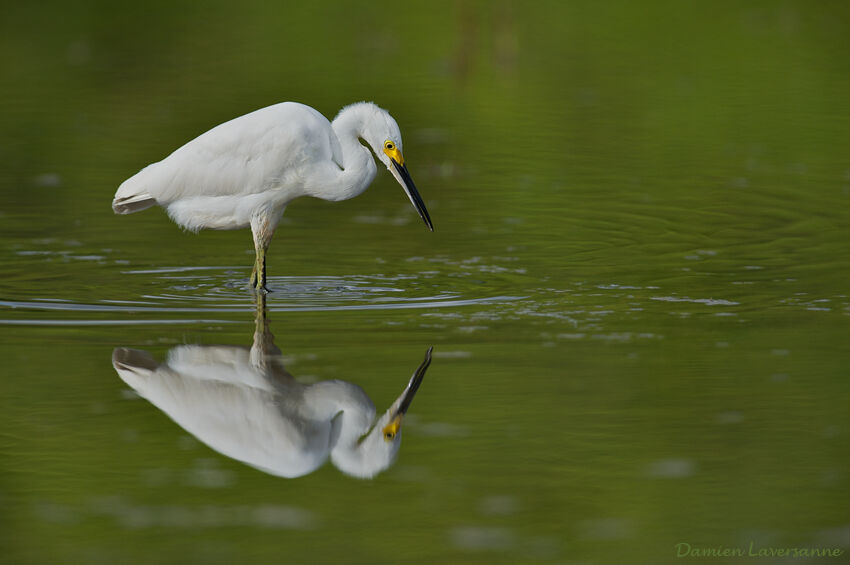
382, 414, 402, 441
383, 140, 404, 165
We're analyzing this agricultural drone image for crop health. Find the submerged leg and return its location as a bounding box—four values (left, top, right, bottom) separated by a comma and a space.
254, 290, 267, 329
253, 290, 270, 351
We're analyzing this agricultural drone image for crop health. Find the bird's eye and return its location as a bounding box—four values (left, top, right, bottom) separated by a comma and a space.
385, 432, 395, 440
385, 142, 394, 150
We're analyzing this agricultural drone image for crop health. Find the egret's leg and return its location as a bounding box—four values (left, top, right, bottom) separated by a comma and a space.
249, 243, 268, 293
249, 253, 259, 288
249, 211, 278, 293
254, 290, 267, 328
253, 290, 269, 350
257, 246, 267, 292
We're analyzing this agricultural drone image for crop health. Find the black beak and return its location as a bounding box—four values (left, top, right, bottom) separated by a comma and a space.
396, 346, 433, 417
392, 159, 434, 232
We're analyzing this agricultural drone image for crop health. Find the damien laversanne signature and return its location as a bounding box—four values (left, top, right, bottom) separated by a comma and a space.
675, 541, 844, 559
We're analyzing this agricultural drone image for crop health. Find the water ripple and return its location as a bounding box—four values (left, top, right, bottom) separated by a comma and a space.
0, 294, 521, 315
0, 269, 524, 324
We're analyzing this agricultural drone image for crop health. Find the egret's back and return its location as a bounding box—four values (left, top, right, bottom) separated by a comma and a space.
112, 102, 342, 230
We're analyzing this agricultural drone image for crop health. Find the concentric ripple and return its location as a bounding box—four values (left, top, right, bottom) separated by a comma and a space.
0, 266, 525, 325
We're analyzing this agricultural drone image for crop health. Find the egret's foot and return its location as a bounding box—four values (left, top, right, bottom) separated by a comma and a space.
248, 283, 270, 294
249, 264, 269, 293
249, 274, 269, 294
248, 248, 269, 293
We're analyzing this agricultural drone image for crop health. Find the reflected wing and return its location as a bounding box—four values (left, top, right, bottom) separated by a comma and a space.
112, 347, 330, 478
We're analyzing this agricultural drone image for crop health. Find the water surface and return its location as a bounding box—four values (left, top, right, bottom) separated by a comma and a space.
2, 3, 849, 564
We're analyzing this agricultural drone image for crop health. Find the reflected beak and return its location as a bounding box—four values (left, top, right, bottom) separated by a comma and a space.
390, 159, 434, 231
383, 347, 433, 439
396, 346, 432, 417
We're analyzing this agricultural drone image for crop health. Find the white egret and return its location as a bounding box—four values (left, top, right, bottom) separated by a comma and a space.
112, 101, 433, 292
112, 300, 433, 479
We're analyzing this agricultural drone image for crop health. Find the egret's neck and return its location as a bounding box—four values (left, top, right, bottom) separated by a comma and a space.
302, 378, 396, 478
326, 105, 378, 202
303, 380, 375, 445
329, 419, 392, 479
329, 407, 401, 479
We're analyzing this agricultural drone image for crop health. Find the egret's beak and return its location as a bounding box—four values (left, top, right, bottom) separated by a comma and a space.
390, 159, 434, 231
382, 347, 433, 440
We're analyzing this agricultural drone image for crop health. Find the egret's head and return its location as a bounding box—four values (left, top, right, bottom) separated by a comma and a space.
331, 347, 433, 479
359, 105, 434, 232
333, 406, 405, 479
357, 106, 402, 167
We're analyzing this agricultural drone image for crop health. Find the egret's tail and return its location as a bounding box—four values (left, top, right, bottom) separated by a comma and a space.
112, 348, 161, 397
112, 348, 158, 374
113, 167, 159, 214
112, 191, 156, 214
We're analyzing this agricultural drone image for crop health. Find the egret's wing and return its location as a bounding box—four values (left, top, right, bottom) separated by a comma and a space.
115, 102, 339, 205
165, 344, 272, 390
113, 347, 330, 478
167, 344, 295, 390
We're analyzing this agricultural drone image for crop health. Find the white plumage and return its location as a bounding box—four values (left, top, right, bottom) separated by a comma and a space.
112, 314, 433, 479
113, 101, 433, 291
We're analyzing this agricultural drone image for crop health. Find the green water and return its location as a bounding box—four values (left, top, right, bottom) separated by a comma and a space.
2, 2, 849, 564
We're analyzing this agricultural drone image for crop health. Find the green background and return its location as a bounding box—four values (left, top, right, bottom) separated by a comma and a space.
1, 1, 849, 563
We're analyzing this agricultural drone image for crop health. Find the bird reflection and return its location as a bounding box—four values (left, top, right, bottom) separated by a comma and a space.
112, 296, 433, 479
